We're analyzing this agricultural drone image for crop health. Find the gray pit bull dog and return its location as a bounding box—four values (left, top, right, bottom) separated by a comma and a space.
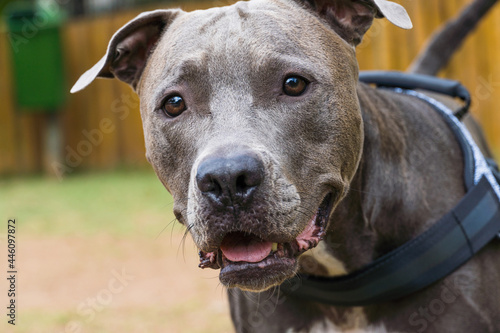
72, 0, 500, 332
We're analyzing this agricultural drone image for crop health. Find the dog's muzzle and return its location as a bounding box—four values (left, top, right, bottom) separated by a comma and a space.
191, 146, 335, 290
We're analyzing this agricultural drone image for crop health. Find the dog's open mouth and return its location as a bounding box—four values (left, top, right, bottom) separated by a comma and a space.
198, 194, 334, 290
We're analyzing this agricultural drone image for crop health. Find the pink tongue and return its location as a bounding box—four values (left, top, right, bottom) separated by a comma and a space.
220, 233, 273, 263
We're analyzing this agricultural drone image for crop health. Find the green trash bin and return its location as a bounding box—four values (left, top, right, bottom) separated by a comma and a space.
5, 3, 66, 112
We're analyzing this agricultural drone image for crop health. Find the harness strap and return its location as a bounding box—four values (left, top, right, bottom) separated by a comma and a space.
282, 73, 500, 306
394, 88, 500, 199
359, 71, 471, 119
282, 177, 500, 306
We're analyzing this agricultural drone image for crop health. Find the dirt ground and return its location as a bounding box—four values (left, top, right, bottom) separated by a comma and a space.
1, 233, 234, 333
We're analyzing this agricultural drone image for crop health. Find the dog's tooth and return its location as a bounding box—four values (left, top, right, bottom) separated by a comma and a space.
272, 243, 278, 252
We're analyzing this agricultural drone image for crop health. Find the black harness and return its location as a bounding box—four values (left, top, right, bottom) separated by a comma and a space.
282, 72, 500, 306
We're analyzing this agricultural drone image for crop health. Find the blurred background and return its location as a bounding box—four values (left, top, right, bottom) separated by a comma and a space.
0, 0, 499, 332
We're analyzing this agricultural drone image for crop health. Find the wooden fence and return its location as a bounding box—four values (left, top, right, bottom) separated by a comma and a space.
1, 0, 499, 177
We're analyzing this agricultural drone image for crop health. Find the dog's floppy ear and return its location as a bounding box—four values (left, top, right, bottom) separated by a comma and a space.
296, 0, 412, 45
71, 9, 182, 93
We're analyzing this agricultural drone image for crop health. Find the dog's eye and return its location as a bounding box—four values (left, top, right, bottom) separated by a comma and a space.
162, 95, 186, 117
283, 76, 308, 96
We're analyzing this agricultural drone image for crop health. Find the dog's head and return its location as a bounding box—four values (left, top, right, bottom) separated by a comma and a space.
72, 0, 411, 291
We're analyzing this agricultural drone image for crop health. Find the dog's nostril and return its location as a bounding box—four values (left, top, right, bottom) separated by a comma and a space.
197, 174, 220, 194
235, 174, 249, 193
208, 176, 223, 196
196, 151, 265, 204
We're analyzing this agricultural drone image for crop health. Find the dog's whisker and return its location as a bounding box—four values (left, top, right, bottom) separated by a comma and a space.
217, 283, 227, 300
154, 204, 193, 241
169, 218, 179, 243
273, 285, 282, 311
154, 216, 179, 241
177, 223, 195, 261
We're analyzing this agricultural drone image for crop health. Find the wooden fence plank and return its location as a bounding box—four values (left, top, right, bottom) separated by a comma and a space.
474, 4, 500, 156
111, 11, 147, 167
1, 33, 42, 174
89, 16, 121, 170
490, 6, 500, 158
60, 18, 95, 175
0, 33, 18, 174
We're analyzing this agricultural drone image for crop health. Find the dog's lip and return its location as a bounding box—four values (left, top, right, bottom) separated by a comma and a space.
198, 193, 334, 271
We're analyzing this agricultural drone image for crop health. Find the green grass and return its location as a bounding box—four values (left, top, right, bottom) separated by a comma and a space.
10, 307, 232, 333
0, 169, 181, 237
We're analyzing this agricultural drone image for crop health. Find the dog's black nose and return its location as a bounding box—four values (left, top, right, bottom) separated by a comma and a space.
196, 151, 265, 205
